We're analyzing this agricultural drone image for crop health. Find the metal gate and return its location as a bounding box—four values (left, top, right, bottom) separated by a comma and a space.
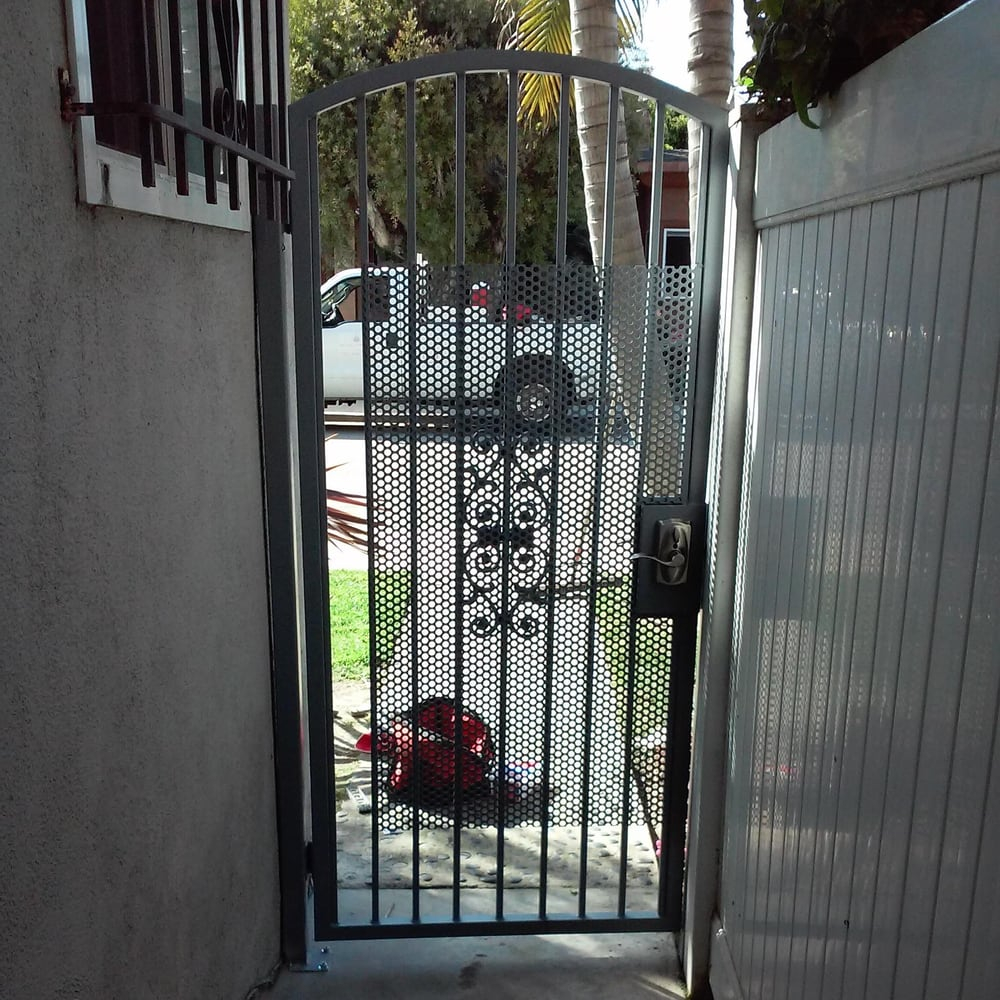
289, 51, 727, 943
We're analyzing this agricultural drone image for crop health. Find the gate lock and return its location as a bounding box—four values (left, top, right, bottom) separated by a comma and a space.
632, 502, 706, 618
655, 519, 691, 586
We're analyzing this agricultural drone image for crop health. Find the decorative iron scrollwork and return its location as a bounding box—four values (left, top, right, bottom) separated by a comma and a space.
212, 0, 248, 143
462, 425, 553, 638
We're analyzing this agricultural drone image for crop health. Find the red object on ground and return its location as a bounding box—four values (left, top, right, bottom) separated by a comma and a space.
503, 302, 532, 323
384, 698, 494, 796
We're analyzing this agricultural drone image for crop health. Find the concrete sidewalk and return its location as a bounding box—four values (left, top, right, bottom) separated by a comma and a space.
264, 930, 686, 999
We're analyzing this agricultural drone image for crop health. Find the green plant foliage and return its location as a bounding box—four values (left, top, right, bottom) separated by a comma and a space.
493, 0, 645, 126
328, 570, 410, 680
661, 106, 688, 150
739, 0, 965, 127
289, 0, 599, 272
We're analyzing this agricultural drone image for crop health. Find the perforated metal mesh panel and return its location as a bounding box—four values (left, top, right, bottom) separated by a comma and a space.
337, 263, 692, 911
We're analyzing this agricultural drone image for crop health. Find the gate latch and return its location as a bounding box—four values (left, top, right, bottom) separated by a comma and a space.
654, 519, 691, 586
631, 502, 706, 618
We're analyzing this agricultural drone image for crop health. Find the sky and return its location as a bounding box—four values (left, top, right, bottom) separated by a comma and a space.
638, 2, 755, 91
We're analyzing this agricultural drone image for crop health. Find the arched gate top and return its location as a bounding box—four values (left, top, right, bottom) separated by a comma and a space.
288, 48, 728, 131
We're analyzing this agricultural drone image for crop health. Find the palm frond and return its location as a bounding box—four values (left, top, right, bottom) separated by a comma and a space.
616, 0, 644, 46
326, 460, 370, 551
495, 0, 646, 124
497, 0, 570, 124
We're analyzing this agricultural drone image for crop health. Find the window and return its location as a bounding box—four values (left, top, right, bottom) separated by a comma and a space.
321, 275, 361, 326
63, 0, 290, 230
660, 228, 691, 267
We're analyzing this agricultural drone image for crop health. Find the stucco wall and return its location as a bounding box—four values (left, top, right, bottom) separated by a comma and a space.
0, 4, 280, 998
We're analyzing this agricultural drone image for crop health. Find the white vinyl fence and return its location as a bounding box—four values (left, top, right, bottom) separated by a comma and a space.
710, 3, 1000, 998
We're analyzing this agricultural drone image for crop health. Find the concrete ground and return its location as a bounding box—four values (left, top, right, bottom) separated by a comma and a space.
265, 930, 686, 999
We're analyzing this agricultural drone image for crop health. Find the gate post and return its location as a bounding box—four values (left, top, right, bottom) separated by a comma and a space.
683, 105, 768, 998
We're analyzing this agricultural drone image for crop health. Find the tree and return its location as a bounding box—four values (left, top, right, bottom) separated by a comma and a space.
739, 0, 964, 127
499, 2, 731, 486
289, 0, 593, 274
496, 0, 646, 267
686, 0, 732, 256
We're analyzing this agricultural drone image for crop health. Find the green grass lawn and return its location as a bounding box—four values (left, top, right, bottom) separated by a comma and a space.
329, 570, 410, 681
595, 583, 671, 730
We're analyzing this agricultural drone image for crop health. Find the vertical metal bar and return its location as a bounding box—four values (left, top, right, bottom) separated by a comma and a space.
455, 74, 466, 267
539, 72, 571, 920
211, 0, 240, 210
686, 120, 728, 500
615, 276, 660, 916
274, 0, 290, 225
290, 105, 336, 933
601, 86, 619, 266
494, 70, 519, 921
259, 0, 276, 219
137, 0, 158, 188
616, 614, 639, 916
554, 76, 570, 267
356, 96, 369, 264
355, 94, 381, 926
452, 72, 467, 923
538, 318, 562, 920
252, 210, 305, 961
577, 271, 615, 917
406, 82, 417, 264
505, 71, 518, 263
241, 0, 258, 215
196, 0, 218, 203
166, 0, 189, 195
647, 103, 666, 267
403, 79, 423, 922
660, 616, 697, 923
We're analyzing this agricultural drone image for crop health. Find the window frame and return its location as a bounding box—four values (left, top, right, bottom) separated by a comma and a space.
65, 0, 252, 231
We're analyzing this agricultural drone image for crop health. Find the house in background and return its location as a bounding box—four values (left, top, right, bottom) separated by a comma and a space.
635, 146, 691, 265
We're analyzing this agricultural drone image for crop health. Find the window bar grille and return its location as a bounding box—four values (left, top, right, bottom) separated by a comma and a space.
63, 2, 292, 221
274, 0, 290, 225
196, 0, 218, 205
211, 0, 241, 208
165, 0, 189, 195
137, 0, 160, 188
259, 0, 276, 219
241, 0, 258, 215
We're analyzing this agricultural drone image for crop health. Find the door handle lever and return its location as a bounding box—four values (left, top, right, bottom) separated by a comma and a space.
656, 519, 691, 585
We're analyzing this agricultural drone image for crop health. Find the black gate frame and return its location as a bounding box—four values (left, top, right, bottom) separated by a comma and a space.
284, 50, 729, 955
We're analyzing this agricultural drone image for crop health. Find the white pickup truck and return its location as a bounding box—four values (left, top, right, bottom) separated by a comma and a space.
319, 266, 606, 424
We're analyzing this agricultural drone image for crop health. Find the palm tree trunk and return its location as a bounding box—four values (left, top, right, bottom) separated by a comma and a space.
686, 0, 733, 257
569, 0, 644, 267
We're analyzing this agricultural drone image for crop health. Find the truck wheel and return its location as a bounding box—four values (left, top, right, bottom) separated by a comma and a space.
501, 360, 572, 429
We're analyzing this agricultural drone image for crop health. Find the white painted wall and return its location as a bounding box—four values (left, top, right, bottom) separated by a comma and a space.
713, 3, 1000, 998
0, 3, 280, 997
